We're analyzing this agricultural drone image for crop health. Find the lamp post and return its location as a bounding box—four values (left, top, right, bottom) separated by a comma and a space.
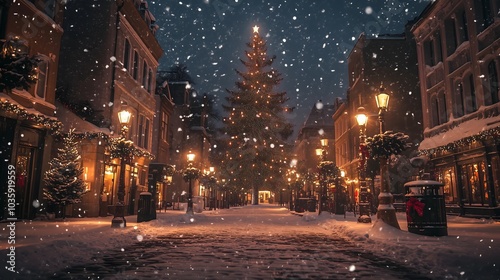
186, 152, 195, 215
316, 138, 328, 215
207, 166, 216, 210
355, 107, 372, 223
375, 86, 400, 229
111, 109, 132, 228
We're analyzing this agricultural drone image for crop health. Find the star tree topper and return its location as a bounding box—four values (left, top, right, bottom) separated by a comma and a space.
253, 25, 259, 33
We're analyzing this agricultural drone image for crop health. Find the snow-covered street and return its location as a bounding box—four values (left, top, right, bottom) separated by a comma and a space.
1, 205, 499, 279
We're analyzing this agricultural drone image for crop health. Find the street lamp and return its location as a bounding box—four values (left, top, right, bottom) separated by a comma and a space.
111, 108, 132, 228
207, 166, 216, 210
355, 107, 371, 223
186, 151, 195, 215
375, 86, 400, 229
375, 85, 390, 134
117, 109, 132, 137
316, 138, 328, 215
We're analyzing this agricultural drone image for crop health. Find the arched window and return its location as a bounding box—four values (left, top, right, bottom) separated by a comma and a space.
438, 91, 448, 125
487, 61, 499, 105
475, 0, 494, 32
142, 60, 148, 88
430, 95, 439, 127
123, 39, 131, 71
454, 82, 465, 117
445, 18, 457, 56
133, 51, 139, 80
148, 68, 153, 93
459, 10, 469, 43
464, 74, 477, 114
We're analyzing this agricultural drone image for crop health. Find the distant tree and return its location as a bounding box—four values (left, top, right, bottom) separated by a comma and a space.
43, 129, 88, 218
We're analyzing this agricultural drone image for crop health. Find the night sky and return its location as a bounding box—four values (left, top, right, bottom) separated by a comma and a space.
148, 0, 431, 137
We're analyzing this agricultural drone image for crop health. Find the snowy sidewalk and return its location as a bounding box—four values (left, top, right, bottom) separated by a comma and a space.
304, 210, 500, 279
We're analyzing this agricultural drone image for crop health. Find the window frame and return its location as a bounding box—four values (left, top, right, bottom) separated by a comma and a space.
35, 58, 49, 99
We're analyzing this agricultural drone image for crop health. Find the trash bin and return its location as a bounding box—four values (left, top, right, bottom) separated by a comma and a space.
307, 198, 317, 212
295, 198, 309, 213
404, 180, 447, 236
137, 192, 152, 223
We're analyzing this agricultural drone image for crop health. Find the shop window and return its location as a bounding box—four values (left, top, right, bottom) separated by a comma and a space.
438, 167, 458, 203
481, 162, 489, 202
492, 156, 500, 206
461, 162, 488, 205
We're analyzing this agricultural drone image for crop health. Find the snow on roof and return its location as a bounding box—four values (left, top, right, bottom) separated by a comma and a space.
419, 106, 500, 151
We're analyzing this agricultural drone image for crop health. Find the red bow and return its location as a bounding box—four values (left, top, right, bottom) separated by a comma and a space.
406, 197, 425, 222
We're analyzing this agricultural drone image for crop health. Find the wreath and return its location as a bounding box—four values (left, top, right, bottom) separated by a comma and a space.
165, 164, 175, 176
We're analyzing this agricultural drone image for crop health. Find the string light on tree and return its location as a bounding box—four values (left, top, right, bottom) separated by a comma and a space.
218, 25, 294, 205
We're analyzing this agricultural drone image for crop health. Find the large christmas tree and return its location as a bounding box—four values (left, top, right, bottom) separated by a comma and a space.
219, 26, 293, 205
43, 130, 87, 218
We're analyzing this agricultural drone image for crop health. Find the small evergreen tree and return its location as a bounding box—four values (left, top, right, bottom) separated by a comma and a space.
43, 129, 87, 218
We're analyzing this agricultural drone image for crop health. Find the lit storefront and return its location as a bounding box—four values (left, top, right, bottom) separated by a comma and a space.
422, 134, 500, 217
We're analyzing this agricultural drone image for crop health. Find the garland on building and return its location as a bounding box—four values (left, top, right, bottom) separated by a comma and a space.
0, 99, 63, 133
419, 126, 500, 156
108, 137, 155, 161
365, 131, 410, 159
